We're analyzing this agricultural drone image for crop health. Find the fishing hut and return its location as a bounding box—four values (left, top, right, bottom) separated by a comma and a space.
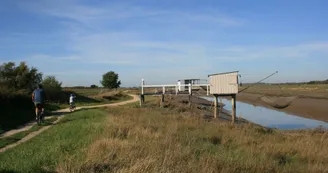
208, 71, 239, 123
139, 71, 239, 123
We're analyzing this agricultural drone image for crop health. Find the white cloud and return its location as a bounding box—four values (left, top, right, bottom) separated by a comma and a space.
17, 0, 244, 27
12, 0, 328, 86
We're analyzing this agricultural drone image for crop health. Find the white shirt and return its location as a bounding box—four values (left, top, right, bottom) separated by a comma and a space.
69, 96, 74, 103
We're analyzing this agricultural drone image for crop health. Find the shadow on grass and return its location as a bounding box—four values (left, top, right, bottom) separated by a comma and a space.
0, 170, 19, 173
54, 108, 94, 125
46, 91, 102, 111
0, 168, 56, 173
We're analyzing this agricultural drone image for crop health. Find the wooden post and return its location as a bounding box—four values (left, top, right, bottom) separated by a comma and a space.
214, 94, 218, 119
160, 94, 165, 108
231, 94, 236, 123
188, 83, 192, 108
139, 94, 145, 107
188, 94, 192, 108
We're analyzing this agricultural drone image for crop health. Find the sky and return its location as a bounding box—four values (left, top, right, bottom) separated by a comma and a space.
1, 0, 328, 87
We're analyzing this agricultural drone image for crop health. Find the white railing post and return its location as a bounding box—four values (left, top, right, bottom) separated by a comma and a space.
175, 85, 178, 95
141, 78, 144, 95
162, 85, 165, 94
188, 83, 192, 95
207, 84, 209, 96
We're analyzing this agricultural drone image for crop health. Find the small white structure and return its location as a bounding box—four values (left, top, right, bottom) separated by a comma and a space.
208, 71, 239, 123
208, 71, 239, 95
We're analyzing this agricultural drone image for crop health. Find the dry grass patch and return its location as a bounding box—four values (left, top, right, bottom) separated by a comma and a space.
56, 106, 328, 173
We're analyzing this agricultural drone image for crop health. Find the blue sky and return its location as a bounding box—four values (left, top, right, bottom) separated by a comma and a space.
1, 0, 328, 87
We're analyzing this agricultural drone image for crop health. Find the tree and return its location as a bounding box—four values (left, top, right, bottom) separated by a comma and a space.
100, 71, 121, 89
42, 76, 62, 90
0, 61, 42, 93
90, 84, 98, 88
42, 76, 63, 101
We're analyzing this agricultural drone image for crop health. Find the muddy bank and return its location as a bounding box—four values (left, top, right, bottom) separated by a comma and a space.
237, 93, 328, 122
161, 95, 248, 124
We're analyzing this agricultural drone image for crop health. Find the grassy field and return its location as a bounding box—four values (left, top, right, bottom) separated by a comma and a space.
240, 83, 328, 99
0, 109, 108, 173
0, 90, 133, 150
1, 98, 328, 173
0, 117, 58, 149
63, 88, 110, 97
1, 88, 131, 132
58, 89, 133, 107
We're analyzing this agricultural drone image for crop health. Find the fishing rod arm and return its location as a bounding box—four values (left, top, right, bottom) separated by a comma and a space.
239, 71, 278, 93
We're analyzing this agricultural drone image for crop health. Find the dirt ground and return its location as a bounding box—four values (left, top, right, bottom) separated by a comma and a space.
160, 95, 247, 124
237, 93, 328, 122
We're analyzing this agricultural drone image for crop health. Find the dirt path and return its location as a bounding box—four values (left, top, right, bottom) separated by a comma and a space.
0, 95, 139, 153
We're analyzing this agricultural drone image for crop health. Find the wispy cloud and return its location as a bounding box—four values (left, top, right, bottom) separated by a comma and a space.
17, 0, 244, 27
10, 0, 328, 86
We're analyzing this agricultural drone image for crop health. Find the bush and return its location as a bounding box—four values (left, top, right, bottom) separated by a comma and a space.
0, 92, 34, 133
42, 76, 64, 102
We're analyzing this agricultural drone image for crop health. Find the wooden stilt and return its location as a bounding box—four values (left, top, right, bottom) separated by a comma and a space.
188, 94, 192, 108
214, 94, 218, 119
139, 94, 143, 107
160, 94, 165, 108
231, 94, 236, 123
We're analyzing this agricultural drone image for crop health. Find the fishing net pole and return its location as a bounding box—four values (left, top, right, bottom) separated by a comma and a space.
239, 71, 298, 109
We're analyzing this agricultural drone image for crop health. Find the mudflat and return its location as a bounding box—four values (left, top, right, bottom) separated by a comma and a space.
237, 93, 328, 122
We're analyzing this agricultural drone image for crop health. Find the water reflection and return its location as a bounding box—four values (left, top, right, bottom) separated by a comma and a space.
202, 97, 328, 130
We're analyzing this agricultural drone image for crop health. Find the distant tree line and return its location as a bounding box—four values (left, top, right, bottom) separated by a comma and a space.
307, 79, 328, 84
242, 79, 328, 86
65, 84, 99, 89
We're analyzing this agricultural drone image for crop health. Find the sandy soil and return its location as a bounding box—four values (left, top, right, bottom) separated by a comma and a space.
237, 93, 328, 122
0, 95, 139, 153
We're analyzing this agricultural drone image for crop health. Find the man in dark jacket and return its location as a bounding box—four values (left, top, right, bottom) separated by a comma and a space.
32, 84, 46, 120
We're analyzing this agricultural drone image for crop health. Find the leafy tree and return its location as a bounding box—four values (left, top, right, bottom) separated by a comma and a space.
90, 84, 98, 88
42, 76, 62, 90
100, 71, 121, 89
0, 61, 42, 93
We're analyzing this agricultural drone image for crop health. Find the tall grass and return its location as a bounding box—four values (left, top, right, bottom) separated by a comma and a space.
56, 107, 328, 173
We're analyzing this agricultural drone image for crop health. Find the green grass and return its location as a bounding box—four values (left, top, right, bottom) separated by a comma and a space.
1, 101, 328, 173
0, 89, 132, 136
46, 92, 133, 110
0, 109, 108, 173
0, 117, 58, 149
